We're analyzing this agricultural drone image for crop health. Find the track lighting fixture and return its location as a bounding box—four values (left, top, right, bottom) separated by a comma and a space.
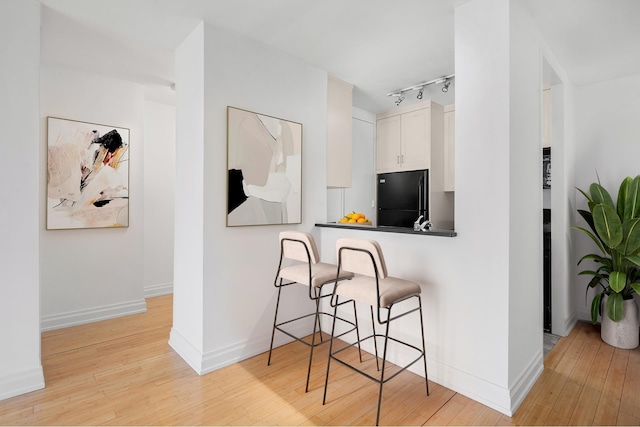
387, 74, 454, 105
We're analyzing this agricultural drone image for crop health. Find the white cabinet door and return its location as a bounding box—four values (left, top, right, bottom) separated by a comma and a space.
376, 115, 401, 173
400, 108, 430, 171
444, 105, 455, 192
326, 76, 353, 187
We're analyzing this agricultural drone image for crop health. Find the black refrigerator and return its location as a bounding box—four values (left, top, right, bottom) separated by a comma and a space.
377, 169, 428, 228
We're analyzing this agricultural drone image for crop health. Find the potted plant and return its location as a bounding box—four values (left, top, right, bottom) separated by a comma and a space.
573, 174, 640, 349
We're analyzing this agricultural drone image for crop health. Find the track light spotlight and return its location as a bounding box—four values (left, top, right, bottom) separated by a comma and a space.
387, 74, 454, 105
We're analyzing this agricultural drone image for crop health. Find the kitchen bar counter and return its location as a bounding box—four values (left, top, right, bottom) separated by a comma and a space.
315, 223, 457, 237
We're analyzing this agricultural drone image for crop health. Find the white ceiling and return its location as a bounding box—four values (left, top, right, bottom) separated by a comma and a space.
40, 0, 640, 113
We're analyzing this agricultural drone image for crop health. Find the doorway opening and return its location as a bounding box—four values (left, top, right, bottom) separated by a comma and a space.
541, 56, 570, 342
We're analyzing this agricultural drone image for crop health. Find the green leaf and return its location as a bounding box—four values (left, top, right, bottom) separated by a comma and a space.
609, 271, 627, 293
578, 270, 602, 277
588, 275, 603, 289
591, 183, 615, 208
606, 292, 624, 322
578, 209, 596, 232
621, 218, 640, 255
631, 282, 640, 296
572, 226, 609, 255
593, 204, 623, 248
577, 187, 594, 204
591, 293, 602, 324
626, 255, 640, 267
625, 175, 640, 221
618, 177, 632, 220
578, 253, 610, 266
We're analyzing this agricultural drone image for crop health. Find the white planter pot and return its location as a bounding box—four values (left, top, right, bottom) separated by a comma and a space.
601, 295, 640, 349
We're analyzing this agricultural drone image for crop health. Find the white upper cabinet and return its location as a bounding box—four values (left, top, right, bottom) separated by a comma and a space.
444, 104, 455, 192
375, 115, 401, 172
375, 100, 443, 174
400, 108, 431, 171
326, 75, 353, 188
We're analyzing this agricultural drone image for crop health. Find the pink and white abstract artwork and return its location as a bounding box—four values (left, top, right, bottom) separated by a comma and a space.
227, 107, 302, 226
47, 117, 130, 230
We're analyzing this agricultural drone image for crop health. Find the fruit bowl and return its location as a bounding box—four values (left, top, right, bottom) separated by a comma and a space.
338, 212, 372, 225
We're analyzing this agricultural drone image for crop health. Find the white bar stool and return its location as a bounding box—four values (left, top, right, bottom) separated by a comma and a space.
268, 231, 358, 392
322, 237, 429, 425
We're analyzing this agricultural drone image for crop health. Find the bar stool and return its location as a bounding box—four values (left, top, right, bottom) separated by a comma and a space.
322, 237, 429, 426
268, 231, 358, 392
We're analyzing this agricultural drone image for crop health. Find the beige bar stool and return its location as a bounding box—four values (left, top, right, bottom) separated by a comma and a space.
322, 237, 429, 426
268, 231, 358, 392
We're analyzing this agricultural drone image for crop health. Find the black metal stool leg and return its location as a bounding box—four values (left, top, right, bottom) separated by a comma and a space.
353, 300, 363, 363
322, 300, 340, 405
267, 284, 283, 366
418, 296, 429, 395
376, 312, 392, 426
371, 306, 380, 371
305, 289, 322, 392
316, 288, 324, 343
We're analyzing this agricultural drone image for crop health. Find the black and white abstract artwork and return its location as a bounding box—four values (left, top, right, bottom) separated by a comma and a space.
47, 117, 130, 230
227, 107, 302, 226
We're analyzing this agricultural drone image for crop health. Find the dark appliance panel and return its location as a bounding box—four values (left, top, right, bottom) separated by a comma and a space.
377, 169, 428, 228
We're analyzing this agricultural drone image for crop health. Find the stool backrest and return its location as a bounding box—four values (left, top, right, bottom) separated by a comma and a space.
336, 238, 388, 279
279, 231, 320, 264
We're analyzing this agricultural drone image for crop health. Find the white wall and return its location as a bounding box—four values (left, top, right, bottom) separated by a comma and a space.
170, 22, 329, 374
170, 22, 206, 369
327, 107, 376, 223
347, 107, 376, 222
320, 0, 560, 416
201, 23, 328, 370
574, 72, 640, 320
143, 101, 176, 297
540, 51, 578, 337
40, 66, 146, 330
0, 0, 45, 401
453, 0, 512, 403
506, 0, 544, 404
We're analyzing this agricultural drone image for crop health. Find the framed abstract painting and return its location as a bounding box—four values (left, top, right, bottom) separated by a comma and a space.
47, 117, 130, 230
227, 107, 302, 226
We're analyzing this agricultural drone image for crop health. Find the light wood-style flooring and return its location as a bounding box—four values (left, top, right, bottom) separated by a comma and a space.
0, 295, 639, 425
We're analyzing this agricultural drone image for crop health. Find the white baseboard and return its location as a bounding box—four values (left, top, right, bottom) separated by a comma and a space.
169, 317, 541, 417
323, 306, 515, 415
419, 356, 513, 416
509, 350, 544, 415
41, 299, 147, 332
144, 282, 173, 298
168, 328, 205, 374
576, 306, 593, 323
0, 366, 45, 401
169, 322, 311, 376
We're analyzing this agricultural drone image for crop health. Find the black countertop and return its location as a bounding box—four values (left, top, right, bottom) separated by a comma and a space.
315, 223, 457, 237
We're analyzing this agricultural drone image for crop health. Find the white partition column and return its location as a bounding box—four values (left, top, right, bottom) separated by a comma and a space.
169, 23, 206, 373
0, 0, 45, 400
